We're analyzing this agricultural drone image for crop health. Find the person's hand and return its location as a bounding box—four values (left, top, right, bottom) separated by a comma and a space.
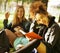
5, 12, 10, 19
14, 26, 23, 32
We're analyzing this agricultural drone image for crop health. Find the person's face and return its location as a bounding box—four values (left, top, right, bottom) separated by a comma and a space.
17, 8, 24, 19
5, 12, 10, 19
36, 13, 48, 26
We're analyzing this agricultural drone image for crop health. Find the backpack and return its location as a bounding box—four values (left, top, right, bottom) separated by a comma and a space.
0, 30, 10, 53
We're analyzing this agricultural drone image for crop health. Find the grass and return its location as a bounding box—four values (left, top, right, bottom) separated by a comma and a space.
0, 20, 4, 29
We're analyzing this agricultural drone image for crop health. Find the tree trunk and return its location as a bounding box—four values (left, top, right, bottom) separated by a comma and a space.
4, 0, 8, 12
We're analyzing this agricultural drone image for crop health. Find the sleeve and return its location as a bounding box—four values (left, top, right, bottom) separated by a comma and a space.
3, 19, 8, 29
43, 41, 52, 53
23, 21, 31, 32
3, 19, 12, 30
51, 24, 60, 47
43, 23, 60, 47
43, 23, 60, 53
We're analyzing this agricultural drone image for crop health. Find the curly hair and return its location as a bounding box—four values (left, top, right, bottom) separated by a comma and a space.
30, 1, 48, 15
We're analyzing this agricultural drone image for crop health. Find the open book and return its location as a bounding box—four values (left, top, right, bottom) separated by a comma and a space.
19, 30, 43, 40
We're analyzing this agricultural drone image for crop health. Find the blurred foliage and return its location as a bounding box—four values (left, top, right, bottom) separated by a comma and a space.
0, 20, 3, 29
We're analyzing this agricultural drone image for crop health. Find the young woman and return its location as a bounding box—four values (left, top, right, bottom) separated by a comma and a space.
29, 1, 48, 53
3, 5, 31, 50
29, 1, 60, 53
29, 0, 48, 36
36, 11, 60, 53
3, 5, 30, 32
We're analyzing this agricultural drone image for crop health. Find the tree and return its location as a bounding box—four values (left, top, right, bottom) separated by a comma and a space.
0, 0, 3, 12
4, 0, 8, 11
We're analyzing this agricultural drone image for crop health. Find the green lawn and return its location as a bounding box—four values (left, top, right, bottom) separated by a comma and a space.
0, 20, 3, 29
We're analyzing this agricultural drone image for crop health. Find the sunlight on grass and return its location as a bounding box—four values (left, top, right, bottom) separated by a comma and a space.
0, 20, 3, 29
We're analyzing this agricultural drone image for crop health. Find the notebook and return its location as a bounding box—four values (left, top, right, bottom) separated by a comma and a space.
19, 30, 43, 39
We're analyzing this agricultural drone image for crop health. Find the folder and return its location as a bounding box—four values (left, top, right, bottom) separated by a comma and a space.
19, 30, 43, 39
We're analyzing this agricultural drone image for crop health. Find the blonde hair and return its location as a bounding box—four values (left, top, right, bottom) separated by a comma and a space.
36, 13, 49, 26
12, 5, 25, 27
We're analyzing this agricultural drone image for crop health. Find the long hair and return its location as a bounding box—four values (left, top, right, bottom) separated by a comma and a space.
29, 1, 48, 22
12, 5, 25, 27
